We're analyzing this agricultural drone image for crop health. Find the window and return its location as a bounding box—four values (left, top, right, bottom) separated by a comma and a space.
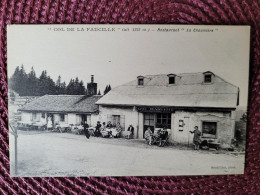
156, 113, 171, 129
138, 78, 144, 85
41, 112, 45, 118
202, 122, 217, 138
169, 77, 175, 84
112, 115, 120, 126
32, 113, 37, 121
144, 113, 155, 126
107, 115, 125, 130
204, 74, 212, 83
76, 115, 82, 124
60, 114, 65, 122
167, 74, 176, 84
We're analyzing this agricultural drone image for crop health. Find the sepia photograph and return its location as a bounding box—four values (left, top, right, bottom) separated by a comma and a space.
8, 24, 250, 177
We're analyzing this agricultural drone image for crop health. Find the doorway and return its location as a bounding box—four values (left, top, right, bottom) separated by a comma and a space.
143, 113, 155, 137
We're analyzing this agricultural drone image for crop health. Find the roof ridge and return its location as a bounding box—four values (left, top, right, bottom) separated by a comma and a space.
144, 72, 205, 77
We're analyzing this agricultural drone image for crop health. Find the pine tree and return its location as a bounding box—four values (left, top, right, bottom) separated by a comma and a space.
78, 80, 86, 95
104, 85, 108, 95
97, 90, 101, 95
107, 85, 111, 92
66, 79, 75, 94
55, 75, 62, 94
104, 84, 112, 95
28, 67, 38, 96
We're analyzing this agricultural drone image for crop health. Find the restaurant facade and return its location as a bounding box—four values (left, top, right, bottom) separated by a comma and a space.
97, 72, 239, 148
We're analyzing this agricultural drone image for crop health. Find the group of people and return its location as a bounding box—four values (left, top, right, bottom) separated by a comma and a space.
144, 125, 202, 149
84, 120, 202, 150
144, 127, 169, 147
83, 120, 135, 139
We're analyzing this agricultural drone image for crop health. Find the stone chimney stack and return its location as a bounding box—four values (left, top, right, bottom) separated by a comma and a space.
87, 75, 97, 96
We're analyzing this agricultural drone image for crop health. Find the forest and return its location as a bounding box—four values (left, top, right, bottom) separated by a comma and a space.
9, 65, 111, 96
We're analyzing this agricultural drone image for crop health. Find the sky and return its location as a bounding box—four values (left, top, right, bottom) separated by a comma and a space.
7, 25, 250, 107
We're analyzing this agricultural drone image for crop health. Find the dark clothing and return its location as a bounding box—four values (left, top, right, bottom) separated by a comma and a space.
84, 123, 90, 139
160, 130, 168, 140
190, 129, 201, 150
191, 129, 201, 143
94, 123, 102, 137
128, 126, 134, 134
96, 123, 101, 130
106, 123, 113, 128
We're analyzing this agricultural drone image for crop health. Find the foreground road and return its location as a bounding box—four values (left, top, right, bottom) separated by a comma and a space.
9, 131, 245, 177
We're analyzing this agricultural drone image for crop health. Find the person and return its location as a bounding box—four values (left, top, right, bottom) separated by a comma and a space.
106, 121, 113, 137
159, 127, 168, 146
94, 121, 102, 137
189, 126, 202, 150
126, 124, 134, 139
115, 122, 122, 138
47, 116, 53, 130
144, 127, 154, 145
106, 121, 113, 129
83, 121, 90, 139
101, 122, 106, 130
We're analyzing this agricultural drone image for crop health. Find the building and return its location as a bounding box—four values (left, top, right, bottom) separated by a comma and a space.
8, 89, 38, 122
19, 95, 102, 128
96, 71, 239, 147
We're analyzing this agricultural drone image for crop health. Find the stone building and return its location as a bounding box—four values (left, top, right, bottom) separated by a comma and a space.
19, 95, 102, 128
96, 71, 239, 147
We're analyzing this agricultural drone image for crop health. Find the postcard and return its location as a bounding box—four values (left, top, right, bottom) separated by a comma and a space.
8, 24, 250, 176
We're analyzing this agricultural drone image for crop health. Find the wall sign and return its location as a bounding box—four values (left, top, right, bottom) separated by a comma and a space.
137, 107, 175, 113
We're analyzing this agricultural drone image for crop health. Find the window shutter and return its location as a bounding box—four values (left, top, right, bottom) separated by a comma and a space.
120, 115, 125, 130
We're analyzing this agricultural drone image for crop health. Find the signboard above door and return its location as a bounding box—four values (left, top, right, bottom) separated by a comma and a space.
137, 107, 175, 113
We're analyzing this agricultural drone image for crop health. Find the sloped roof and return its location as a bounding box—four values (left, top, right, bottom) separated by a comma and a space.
96, 72, 239, 109
20, 95, 102, 113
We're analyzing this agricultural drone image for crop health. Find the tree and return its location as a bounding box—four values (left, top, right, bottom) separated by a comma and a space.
9, 65, 28, 95
66, 79, 75, 95
104, 85, 108, 95
27, 66, 38, 96
78, 80, 86, 95
104, 84, 112, 95
9, 66, 87, 96
97, 90, 101, 95
60, 82, 66, 94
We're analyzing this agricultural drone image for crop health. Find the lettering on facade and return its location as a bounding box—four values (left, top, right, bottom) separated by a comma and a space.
136, 107, 175, 113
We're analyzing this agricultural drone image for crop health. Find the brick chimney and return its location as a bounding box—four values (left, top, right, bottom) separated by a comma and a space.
87, 75, 97, 95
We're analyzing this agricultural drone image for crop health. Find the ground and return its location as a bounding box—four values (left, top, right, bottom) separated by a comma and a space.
9, 130, 245, 177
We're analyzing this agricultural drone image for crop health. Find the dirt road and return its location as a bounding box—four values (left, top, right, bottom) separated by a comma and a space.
9, 131, 245, 177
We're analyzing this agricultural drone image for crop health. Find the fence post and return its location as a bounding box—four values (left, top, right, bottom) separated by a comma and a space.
9, 124, 18, 175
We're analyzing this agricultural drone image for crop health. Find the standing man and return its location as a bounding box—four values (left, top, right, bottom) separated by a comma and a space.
94, 121, 101, 137
126, 124, 134, 139
189, 126, 202, 150
84, 121, 90, 139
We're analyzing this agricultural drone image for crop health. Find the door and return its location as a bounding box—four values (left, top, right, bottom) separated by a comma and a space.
143, 113, 155, 138
184, 117, 192, 145
81, 114, 91, 125
47, 113, 54, 129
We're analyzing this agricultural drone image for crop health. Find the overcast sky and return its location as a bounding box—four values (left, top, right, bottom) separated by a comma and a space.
8, 25, 250, 107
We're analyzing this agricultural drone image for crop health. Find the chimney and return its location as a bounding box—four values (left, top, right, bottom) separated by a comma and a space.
87, 75, 97, 96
